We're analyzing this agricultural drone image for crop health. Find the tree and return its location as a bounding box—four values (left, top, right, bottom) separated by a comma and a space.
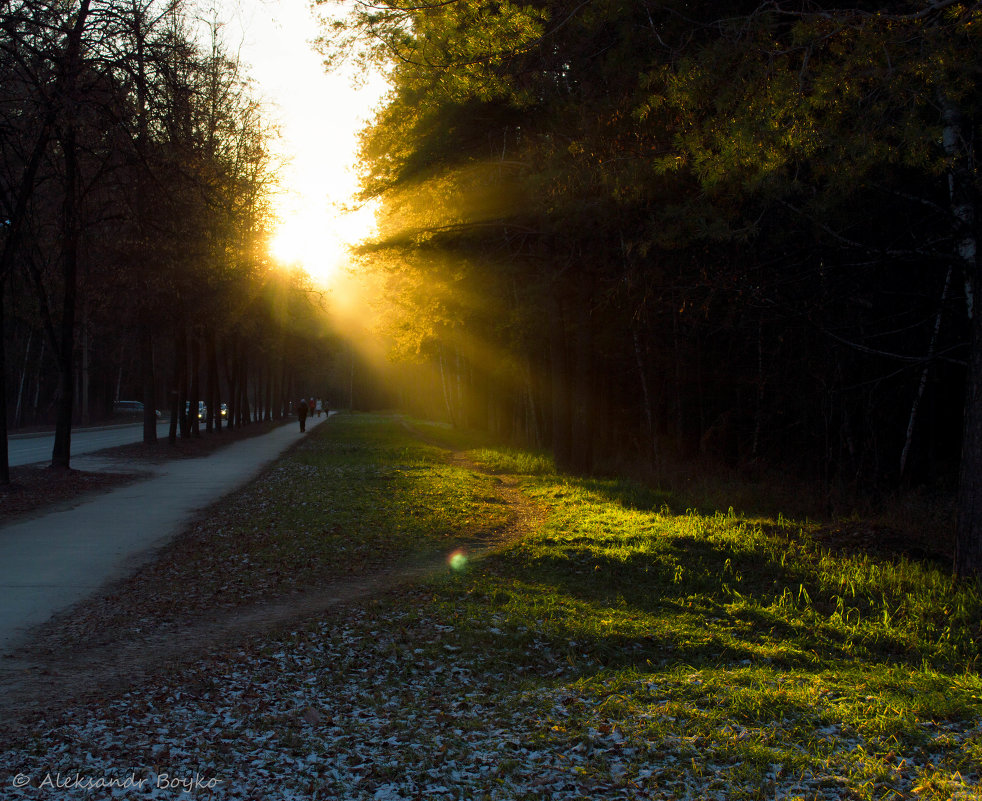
326, 1, 982, 575
1, 0, 286, 472
0, 0, 95, 477
656, 2, 980, 572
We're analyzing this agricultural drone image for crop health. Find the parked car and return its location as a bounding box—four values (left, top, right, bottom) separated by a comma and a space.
113, 400, 162, 418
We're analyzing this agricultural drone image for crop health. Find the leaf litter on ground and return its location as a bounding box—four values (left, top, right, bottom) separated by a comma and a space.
1, 413, 980, 801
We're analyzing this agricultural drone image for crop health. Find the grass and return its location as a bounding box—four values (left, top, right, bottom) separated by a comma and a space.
229, 418, 982, 799
13, 411, 982, 799
322, 414, 982, 799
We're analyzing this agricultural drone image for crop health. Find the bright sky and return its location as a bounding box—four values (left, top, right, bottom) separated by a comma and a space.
209, 0, 388, 285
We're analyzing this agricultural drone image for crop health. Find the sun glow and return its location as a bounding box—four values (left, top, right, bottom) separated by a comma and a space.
212, 0, 387, 286
269, 214, 339, 276
270, 200, 378, 285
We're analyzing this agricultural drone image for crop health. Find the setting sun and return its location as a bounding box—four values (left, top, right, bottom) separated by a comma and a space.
211, 0, 387, 286
269, 213, 342, 279
270, 201, 378, 285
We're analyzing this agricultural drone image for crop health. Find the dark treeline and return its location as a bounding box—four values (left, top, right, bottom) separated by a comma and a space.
0, 0, 334, 476
323, 1, 982, 576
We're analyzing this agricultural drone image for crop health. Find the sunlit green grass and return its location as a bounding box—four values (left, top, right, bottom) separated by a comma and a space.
219, 414, 515, 578
140, 412, 982, 798
342, 418, 982, 800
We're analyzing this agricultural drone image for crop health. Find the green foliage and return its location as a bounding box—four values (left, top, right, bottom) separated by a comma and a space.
662, 7, 981, 196
324, 0, 981, 534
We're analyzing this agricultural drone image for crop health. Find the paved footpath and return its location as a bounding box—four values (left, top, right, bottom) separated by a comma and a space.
0, 415, 327, 656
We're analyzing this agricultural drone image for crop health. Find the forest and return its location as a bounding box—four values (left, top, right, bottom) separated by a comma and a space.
1, 0, 980, 578
0, 0, 341, 479
321, 0, 982, 577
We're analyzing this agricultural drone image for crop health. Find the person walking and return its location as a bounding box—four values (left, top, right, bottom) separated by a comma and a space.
296, 398, 308, 432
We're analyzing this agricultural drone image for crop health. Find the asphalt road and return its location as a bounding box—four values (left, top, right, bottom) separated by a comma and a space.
7, 421, 172, 467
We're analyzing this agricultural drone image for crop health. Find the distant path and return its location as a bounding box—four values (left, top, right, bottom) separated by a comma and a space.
8, 421, 171, 467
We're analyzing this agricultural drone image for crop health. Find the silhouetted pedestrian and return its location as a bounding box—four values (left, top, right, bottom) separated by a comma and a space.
296, 398, 308, 432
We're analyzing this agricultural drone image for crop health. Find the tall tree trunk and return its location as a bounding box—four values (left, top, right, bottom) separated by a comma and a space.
956, 293, 982, 579
222, 337, 236, 430
206, 328, 220, 432
188, 334, 200, 438
170, 323, 187, 443
943, 98, 977, 321
549, 293, 572, 471
672, 301, 686, 455
14, 329, 32, 429
284, 367, 294, 418
51, 124, 80, 471
32, 338, 45, 424
633, 324, 657, 468
752, 319, 765, 462
254, 362, 263, 422
569, 302, 594, 473
349, 343, 356, 410
0, 282, 9, 484
900, 266, 952, 480
275, 361, 285, 420
439, 349, 456, 426
945, 97, 982, 579
522, 352, 542, 448
141, 322, 157, 443
454, 340, 465, 427
237, 351, 250, 426
80, 298, 90, 426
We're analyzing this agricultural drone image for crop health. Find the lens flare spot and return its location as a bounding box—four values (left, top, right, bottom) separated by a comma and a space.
448, 549, 468, 571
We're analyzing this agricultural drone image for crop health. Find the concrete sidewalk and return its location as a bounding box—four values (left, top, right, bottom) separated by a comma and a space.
0, 414, 327, 656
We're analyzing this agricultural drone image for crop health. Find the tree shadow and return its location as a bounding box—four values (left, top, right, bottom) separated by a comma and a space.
488, 529, 942, 674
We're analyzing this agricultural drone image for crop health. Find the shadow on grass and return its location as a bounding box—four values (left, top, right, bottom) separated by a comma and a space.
564, 476, 674, 513
480, 525, 977, 676
483, 555, 857, 672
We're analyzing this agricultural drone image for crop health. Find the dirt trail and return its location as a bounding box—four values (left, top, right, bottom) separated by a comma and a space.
0, 435, 547, 744
0, 561, 443, 740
